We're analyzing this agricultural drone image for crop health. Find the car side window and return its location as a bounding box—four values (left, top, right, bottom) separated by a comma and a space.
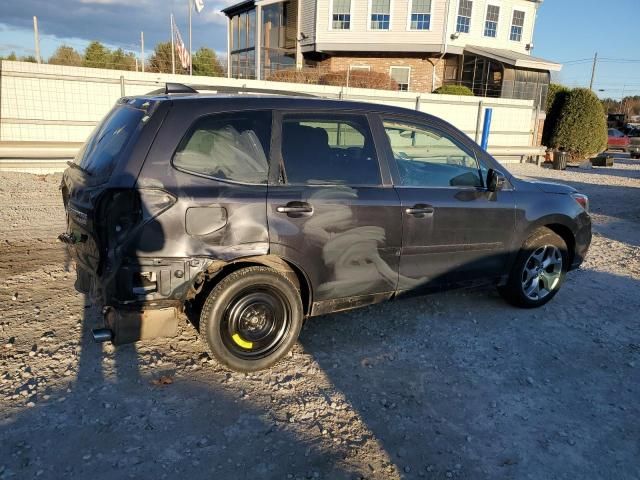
173, 111, 271, 184
280, 114, 381, 185
383, 119, 483, 188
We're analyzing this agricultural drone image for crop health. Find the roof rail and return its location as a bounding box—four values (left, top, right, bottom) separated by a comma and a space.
148, 84, 318, 98
165, 83, 198, 94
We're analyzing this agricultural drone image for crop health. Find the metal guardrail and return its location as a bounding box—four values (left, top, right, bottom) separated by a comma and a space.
0, 142, 547, 173
0, 142, 83, 159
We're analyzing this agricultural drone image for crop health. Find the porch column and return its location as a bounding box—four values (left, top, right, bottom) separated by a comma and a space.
256, 4, 262, 80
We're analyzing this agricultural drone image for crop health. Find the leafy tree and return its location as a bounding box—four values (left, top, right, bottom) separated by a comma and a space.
83, 41, 110, 68
20, 55, 37, 63
192, 47, 224, 77
49, 45, 83, 66
110, 48, 137, 71
2, 52, 18, 61
550, 88, 607, 159
148, 41, 186, 74
433, 85, 474, 96
542, 83, 570, 146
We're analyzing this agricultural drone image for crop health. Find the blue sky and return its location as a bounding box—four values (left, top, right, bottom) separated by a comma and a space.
534, 0, 640, 99
1, 0, 639, 99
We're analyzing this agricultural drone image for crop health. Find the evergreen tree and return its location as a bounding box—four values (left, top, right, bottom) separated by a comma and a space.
83, 41, 111, 69
192, 47, 224, 77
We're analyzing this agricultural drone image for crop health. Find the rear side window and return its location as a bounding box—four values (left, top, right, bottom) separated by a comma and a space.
173, 111, 271, 184
280, 113, 381, 185
76, 102, 149, 176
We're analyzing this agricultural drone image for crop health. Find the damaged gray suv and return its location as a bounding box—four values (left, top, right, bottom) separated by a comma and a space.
60, 85, 591, 372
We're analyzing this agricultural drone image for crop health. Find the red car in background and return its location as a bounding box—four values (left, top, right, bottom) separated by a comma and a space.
608, 128, 630, 151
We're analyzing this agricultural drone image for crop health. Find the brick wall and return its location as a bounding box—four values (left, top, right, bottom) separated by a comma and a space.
314, 53, 448, 93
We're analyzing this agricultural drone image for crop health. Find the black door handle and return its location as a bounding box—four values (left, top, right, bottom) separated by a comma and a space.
405, 205, 434, 216
276, 202, 313, 216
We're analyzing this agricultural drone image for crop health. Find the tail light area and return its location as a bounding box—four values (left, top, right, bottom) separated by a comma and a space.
571, 193, 589, 212
97, 188, 177, 251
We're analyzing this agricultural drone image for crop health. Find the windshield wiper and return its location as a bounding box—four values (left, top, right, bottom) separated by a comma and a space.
66, 161, 92, 176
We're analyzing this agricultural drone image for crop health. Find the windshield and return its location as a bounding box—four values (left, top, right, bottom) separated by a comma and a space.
75, 101, 151, 176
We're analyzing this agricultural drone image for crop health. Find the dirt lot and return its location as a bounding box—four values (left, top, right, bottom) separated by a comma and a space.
1, 156, 639, 480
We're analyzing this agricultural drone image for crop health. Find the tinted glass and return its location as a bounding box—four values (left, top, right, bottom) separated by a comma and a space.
383, 120, 482, 188
280, 114, 381, 185
173, 111, 271, 184
76, 102, 149, 176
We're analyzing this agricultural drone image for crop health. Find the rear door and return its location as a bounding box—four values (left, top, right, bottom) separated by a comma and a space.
375, 114, 516, 291
266, 110, 401, 314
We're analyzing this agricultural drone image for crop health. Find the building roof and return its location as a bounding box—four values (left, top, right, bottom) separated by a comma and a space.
221, 0, 255, 16
464, 46, 562, 72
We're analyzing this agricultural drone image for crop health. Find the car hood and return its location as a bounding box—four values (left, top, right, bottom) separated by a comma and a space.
519, 178, 577, 194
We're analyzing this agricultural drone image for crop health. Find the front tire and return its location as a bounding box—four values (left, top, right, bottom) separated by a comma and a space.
499, 227, 568, 308
200, 266, 303, 372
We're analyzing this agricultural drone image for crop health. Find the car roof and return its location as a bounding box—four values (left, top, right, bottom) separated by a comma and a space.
133, 92, 434, 119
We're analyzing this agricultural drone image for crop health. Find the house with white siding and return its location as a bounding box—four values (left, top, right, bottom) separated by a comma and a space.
222, 0, 561, 107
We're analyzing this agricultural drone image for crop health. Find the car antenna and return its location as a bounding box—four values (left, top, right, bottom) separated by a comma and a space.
165, 83, 198, 94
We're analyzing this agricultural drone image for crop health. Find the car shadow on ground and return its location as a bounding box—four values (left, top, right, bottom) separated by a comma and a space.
0, 297, 362, 480
297, 268, 640, 479
1, 269, 639, 479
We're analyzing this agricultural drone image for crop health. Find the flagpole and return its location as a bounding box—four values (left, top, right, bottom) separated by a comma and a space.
171, 13, 176, 74
188, 0, 193, 75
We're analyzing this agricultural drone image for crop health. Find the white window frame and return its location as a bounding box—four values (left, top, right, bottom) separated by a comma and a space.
328, 0, 353, 31
455, 0, 473, 34
349, 64, 371, 71
509, 8, 525, 42
483, 3, 501, 39
406, 0, 434, 31
367, 0, 393, 31
389, 66, 411, 91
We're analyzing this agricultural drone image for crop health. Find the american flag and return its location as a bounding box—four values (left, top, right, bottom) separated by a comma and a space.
174, 23, 191, 70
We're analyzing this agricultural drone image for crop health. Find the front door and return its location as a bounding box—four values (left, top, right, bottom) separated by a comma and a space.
267, 111, 402, 314
377, 115, 516, 291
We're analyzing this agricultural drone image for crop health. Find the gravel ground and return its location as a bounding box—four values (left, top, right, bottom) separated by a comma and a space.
1, 155, 639, 480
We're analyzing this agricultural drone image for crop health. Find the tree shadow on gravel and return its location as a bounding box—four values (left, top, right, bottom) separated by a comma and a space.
298, 269, 640, 479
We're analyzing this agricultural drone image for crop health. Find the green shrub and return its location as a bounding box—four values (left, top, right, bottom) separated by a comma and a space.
550, 88, 607, 159
542, 83, 570, 146
433, 85, 474, 96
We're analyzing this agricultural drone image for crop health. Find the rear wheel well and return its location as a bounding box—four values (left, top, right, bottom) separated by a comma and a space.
543, 223, 576, 266
193, 256, 312, 317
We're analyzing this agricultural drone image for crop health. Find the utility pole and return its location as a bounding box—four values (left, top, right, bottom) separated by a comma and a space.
33, 16, 41, 64
589, 52, 598, 91
140, 31, 145, 73
170, 14, 176, 74
188, 0, 193, 75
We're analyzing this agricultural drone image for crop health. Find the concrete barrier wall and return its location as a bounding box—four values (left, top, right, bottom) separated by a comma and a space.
1, 60, 536, 148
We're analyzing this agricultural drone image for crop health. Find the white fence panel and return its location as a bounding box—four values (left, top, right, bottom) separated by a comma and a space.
1, 60, 535, 149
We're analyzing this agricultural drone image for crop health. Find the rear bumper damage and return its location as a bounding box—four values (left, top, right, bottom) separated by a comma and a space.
94, 306, 180, 345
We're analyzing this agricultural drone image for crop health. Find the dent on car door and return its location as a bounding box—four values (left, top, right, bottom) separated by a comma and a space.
137, 108, 272, 263
266, 111, 402, 314
378, 115, 516, 290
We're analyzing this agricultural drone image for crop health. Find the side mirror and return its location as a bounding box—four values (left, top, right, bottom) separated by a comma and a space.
487, 168, 506, 192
